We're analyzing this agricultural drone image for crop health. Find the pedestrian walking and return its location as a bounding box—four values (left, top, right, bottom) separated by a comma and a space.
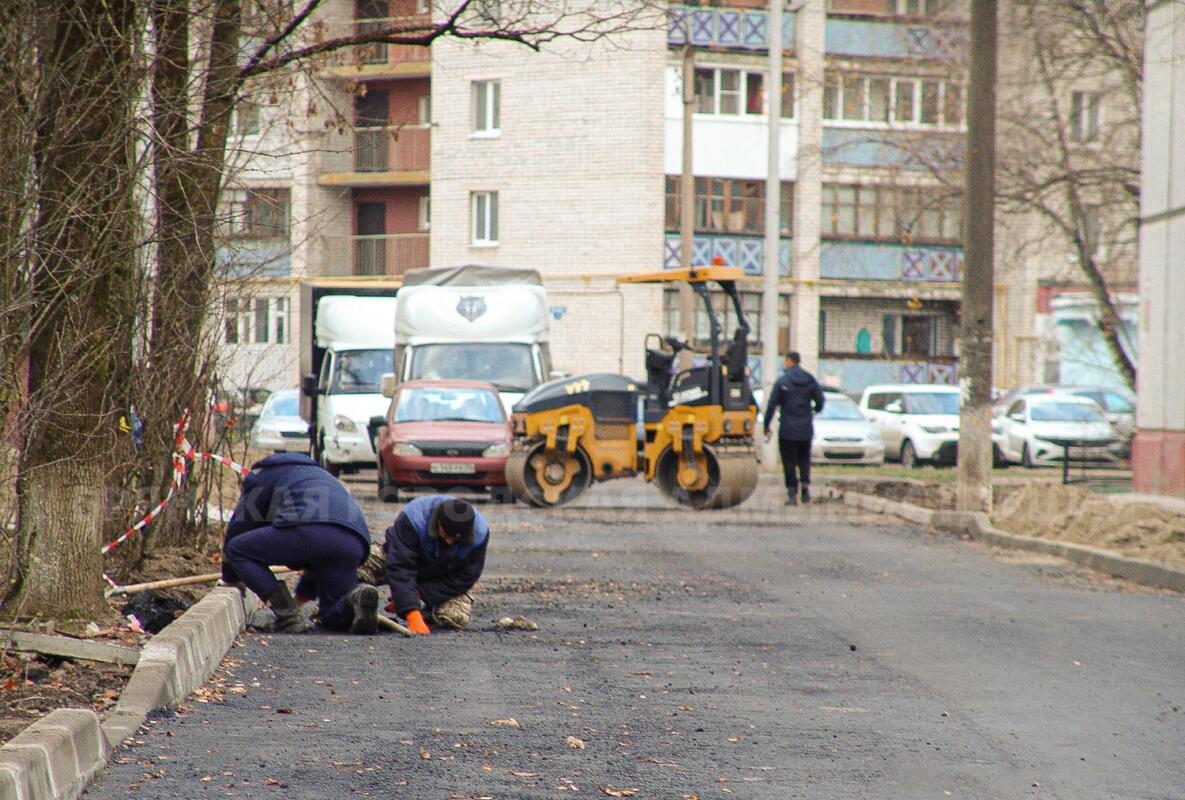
383, 495, 489, 635
763, 351, 825, 505
221, 453, 379, 634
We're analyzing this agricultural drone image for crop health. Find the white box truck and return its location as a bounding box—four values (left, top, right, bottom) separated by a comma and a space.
300, 282, 399, 475
391, 265, 554, 412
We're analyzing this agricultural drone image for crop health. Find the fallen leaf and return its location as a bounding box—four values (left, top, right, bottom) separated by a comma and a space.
565, 736, 586, 749
482, 763, 493, 771
200, 776, 213, 782
419, 749, 431, 760
491, 718, 522, 729
598, 786, 639, 797
726, 736, 742, 742
265, 778, 280, 786
509, 770, 541, 777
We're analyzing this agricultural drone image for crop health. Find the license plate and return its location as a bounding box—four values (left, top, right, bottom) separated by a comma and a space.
429, 462, 476, 475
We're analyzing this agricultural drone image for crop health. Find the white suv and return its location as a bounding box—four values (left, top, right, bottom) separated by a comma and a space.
859, 384, 961, 467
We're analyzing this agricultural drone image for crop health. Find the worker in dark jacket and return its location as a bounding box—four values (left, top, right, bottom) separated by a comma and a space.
222, 453, 378, 634
384, 495, 489, 635
763, 351, 826, 505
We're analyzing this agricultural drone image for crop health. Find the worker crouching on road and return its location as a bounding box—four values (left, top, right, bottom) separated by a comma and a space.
384, 495, 489, 635
222, 453, 379, 634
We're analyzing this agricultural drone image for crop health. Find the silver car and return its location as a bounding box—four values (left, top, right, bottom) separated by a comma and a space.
812, 392, 885, 465
249, 388, 311, 453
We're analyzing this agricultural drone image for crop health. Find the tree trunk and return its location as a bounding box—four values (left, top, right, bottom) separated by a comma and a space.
6, 0, 140, 619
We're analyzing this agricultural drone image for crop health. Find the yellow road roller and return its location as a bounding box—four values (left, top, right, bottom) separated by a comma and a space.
505, 266, 759, 509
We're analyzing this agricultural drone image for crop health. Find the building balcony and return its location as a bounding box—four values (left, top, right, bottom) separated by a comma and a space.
822, 127, 963, 170
824, 17, 967, 60
317, 126, 430, 187
668, 5, 795, 52
317, 233, 429, 278
818, 354, 958, 394
820, 240, 962, 282
216, 238, 291, 278
664, 232, 790, 276
317, 16, 432, 78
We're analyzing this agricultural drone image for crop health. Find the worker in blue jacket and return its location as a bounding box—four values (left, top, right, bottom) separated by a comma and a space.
222, 453, 378, 634
383, 495, 489, 635
763, 351, 826, 505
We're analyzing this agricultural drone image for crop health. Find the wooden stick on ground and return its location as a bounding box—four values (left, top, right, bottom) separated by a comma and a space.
376, 615, 413, 637
106, 566, 294, 596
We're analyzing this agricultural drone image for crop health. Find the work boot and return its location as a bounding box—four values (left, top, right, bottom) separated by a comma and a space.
266, 583, 312, 633
347, 584, 379, 635
785, 491, 798, 506
801, 485, 811, 504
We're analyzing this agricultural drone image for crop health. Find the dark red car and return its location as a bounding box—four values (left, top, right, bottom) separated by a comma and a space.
375, 380, 512, 503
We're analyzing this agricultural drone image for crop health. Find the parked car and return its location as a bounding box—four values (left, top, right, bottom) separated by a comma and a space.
1056, 386, 1135, 458
991, 384, 1058, 418
859, 384, 961, 467
811, 392, 884, 465
373, 380, 513, 503
248, 388, 310, 454
992, 394, 1118, 468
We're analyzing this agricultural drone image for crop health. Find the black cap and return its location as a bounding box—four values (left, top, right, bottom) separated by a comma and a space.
435, 498, 476, 544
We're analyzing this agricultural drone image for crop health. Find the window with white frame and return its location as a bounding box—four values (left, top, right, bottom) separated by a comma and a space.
823, 71, 962, 127
472, 80, 500, 134
225, 188, 290, 239
821, 183, 962, 243
896, 0, 939, 17
225, 296, 289, 345
1070, 91, 1101, 143
694, 67, 795, 118
471, 191, 499, 245
234, 100, 261, 136
418, 195, 431, 231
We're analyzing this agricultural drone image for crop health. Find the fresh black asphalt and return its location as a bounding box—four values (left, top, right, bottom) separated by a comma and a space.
84, 479, 1185, 799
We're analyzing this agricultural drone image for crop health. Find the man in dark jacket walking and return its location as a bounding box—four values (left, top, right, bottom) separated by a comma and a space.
222, 453, 378, 634
763, 351, 825, 505
383, 495, 489, 635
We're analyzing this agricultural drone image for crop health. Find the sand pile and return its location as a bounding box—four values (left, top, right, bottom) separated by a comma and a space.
991, 483, 1185, 568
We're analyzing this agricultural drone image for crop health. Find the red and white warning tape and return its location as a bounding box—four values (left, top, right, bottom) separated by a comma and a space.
101, 410, 250, 556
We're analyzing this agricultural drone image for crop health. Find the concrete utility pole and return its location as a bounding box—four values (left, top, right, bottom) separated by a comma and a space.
956, 0, 997, 513
679, 45, 696, 369
760, 0, 783, 467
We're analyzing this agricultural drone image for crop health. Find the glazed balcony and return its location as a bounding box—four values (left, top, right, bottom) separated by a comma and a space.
825, 16, 968, 61
820, 240, 963, 282
817, 354, 958, 394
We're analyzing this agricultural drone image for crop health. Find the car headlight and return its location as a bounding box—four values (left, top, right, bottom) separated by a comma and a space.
482, 442, 510, 458
865, 429, 883, 443
921, 425, 949, 434
333, 415, 357, 433
391, 442, 422, 457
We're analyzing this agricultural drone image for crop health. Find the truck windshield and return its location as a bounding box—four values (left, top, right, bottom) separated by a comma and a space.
331, 349, 391, 394
409, 343, 537, 393
394, 387, 505, 423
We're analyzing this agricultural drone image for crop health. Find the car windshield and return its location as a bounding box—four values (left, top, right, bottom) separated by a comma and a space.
331, 349, 391, 394
1030, 402, 1105, 422
394, 387, 505, 423
817, 396, 865, 421
409, 343, 537, 393
1074, 390, 1133, 414
903, 393, 959, 415
269, 393, 300, 417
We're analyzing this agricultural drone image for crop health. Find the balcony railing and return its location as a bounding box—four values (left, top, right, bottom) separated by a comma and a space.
824, 17, 968, 60
353, 126, 430, 173
663, 233, 790, 276
319, 234, 429, 278
668, 5, 795, 51
817, 355, 958, 394
819, 240, 963, 282
320, 16, 431, 70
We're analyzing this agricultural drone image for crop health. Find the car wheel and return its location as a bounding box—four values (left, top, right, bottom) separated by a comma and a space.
316, 432, 341, 477
901, 440, 920, 469
1022, 441, 1034, 469
377, 463, 399, 503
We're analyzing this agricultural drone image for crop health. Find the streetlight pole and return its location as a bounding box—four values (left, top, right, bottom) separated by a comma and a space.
956, 0, 997, 512
760, 0, 783, 468
679, 44, 696, 369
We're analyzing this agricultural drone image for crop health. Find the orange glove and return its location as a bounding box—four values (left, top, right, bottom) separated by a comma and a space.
405, 609, 431, 635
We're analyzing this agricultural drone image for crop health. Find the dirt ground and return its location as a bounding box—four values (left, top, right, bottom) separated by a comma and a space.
0, 651, 132, 742
826, 476, 1022, 511
991, 483, 1185, 569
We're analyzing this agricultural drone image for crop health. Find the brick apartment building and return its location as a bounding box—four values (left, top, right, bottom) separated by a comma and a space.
215, 0, 1138, 403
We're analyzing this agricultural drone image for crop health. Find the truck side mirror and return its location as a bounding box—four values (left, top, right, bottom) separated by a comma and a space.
301, 374, 317, 397
380, 372, 397, 398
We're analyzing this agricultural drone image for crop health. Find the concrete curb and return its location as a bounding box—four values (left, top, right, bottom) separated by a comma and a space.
843, 492, 1185, 593
0, 587, 258, 800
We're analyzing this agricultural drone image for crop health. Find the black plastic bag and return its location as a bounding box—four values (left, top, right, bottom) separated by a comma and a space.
121, 590, 189, 634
